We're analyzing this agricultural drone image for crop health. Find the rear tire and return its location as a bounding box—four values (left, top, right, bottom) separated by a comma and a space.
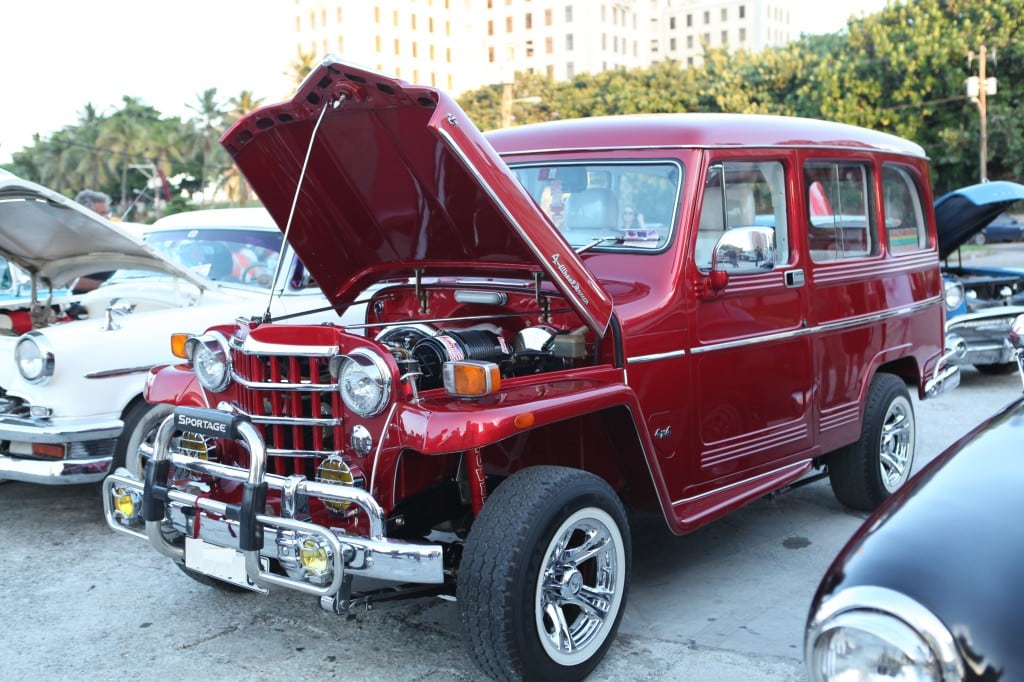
457, 466, 630, 682
828, 373, 915, 512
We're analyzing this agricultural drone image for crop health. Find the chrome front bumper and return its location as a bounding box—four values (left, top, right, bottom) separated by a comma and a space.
946, 309, 1024, 367
103, 407, 444, 596
0, 415, 122, 484
924, 335, 966, 398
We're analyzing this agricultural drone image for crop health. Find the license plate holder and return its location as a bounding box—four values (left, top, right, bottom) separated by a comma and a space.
185, 537, 268, 593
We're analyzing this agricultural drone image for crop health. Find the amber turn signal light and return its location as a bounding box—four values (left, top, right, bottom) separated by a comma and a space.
170, 333, 190, 359
442, 360, 500, 397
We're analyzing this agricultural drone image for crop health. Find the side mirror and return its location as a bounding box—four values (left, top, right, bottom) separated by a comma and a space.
703, 226, 776, 297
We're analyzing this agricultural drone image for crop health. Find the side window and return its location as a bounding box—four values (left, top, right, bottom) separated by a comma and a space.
804, 162, 877, 262
695, 160, 788, 272
882, 165, 927, 253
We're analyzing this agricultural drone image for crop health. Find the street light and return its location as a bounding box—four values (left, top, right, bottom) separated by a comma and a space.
500, 83, 542, 128
966, 44, 998, 182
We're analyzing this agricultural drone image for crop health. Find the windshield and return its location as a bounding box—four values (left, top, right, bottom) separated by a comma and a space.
109, 227, 284, 289
510, 161, 682, 251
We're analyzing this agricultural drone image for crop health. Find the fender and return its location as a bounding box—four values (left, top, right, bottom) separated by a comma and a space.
144, 363, 206, 407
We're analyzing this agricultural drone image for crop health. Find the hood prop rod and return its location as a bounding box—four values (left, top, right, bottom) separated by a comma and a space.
260, 93, 347, 323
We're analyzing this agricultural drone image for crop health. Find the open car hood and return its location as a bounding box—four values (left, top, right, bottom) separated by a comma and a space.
0, 171, 209, 289
220, 57, 613, 336
935, 180, 1024, 260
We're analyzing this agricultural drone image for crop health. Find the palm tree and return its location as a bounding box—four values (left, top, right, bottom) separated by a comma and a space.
287, 50, 318, 88
186, 88, 226, 206
218, 90, 266, 206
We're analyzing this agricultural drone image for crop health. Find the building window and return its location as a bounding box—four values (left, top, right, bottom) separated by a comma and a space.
545, 9, 552, 25
686, 13, 692, 27
337, 36, 343, 51
566, 33, 573, 50
525, 12, 532, 28
546, 36, 554, 53
547, 64, 554, 78
670, 16, 676, 29
506, 16, 513, 32
488, 46, 495, 62
567, 61, 575, 78
703, 32, 710, 43
721, 30, 727, 44
488, 19, 494, 35
703, 10, 710, 24
739, 5, 746, 19
394, 38, 400, 54
412, 14, 417, 30
739, 28, 746, 42
687, 35, 693, 49
670, 37, 677, 50
721, 8, 727, 21
336, 7, 341, 23
374, 7, 380, 22
375, 35, 381, 51
565, 5, 572, 21
412, 42, 418, 57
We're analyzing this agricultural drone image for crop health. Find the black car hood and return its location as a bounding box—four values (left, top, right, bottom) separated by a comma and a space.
935, 180, 1024, 259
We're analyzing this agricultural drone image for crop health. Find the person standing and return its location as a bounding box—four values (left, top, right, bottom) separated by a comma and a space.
74, 189, 112, 218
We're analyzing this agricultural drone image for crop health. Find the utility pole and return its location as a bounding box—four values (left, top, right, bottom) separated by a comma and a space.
967, 44, 998, 182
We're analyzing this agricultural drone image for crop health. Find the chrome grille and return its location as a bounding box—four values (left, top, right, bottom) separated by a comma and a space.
230, 346, 343, 477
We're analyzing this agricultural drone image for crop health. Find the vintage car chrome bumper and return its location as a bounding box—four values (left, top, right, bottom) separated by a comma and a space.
945, 308, 1024, 366
923, 335, 965, 398
0, 414, 122, 484
103, 408, 444, 596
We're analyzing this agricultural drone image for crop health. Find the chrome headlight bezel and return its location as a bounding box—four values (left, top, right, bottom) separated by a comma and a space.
943, 280, 965, 311
15, 332, 55, 384
805, 586, 963, 682
186, 332, 232, 393
333, 349, 391, 418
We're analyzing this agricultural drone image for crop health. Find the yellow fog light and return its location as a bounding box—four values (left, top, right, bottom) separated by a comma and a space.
299, 537, 330, 575
316, 455, 363, 513
442, 360, 500, 397
113, 487, 138, 519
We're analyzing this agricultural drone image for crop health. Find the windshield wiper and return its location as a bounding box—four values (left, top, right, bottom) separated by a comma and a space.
575, 235, 624, 254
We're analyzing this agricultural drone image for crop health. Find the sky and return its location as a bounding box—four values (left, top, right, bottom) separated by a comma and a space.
0, 0, 890, 165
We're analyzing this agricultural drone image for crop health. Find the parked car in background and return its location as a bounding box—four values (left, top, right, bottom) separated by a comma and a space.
973, 211, 1024, 244
0, 172, 344, 485
104, 59, 960, 681
805, 314, 1024, 682
939, 182, 1024, 374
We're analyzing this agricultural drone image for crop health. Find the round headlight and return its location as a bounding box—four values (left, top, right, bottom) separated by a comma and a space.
334, 350, 391, 417
188, 333, 232, 393
806, 587, 962, 682
15, 333, 55, 383
943, 281, 964, 311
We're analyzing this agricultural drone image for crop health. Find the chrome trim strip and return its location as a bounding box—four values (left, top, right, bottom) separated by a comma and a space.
0, 452, 114, 484
499, 141, 925, 157
238, 334, 340, 357
369, 401, 399, 495
671, 460, 808, 507
85, 365, 155, 379
691, 297, 939, 355
0, 416, 123, 442
627, 349, 687, 364
231, 375, 339, 392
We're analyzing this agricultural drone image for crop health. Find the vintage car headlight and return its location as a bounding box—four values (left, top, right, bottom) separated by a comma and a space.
943, 280, 965, 312
15, 333, 55, 383
186, 332, 232, 393
806, 587, 962, 682
333, 350, 391, 417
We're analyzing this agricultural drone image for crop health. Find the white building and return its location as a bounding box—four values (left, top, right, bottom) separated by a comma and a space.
291, 0, 806, 94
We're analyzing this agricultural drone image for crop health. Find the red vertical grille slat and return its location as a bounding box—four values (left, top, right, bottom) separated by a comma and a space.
310, 357, 324, 452
290, 356, 304, 473
269, 355, 286, 476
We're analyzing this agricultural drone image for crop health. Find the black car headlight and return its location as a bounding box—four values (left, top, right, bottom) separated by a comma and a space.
186, 332, 232, 393
332, 349, 391, 418
15, 332, 55, 384
806, 587, 962, 681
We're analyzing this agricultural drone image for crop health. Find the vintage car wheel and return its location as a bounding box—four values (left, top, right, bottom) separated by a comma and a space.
828, 373, 915, 511
975, 361, 1018, 375
456, 466, 630, 682
117, 401, 174, 478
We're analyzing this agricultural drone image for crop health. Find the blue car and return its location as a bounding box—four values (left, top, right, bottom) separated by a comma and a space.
973, 211, 1024, 244
939, 181, 1024, 374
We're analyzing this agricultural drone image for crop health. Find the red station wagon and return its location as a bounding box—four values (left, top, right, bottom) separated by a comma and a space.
105, 58, 960, 681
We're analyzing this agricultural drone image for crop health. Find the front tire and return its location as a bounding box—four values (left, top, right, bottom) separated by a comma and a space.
457, 466, 630, 682
116, 401, 173, 478
828, 373, 915, 511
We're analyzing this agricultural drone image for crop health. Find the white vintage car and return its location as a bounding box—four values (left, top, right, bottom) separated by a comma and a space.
0, 172, 344, 485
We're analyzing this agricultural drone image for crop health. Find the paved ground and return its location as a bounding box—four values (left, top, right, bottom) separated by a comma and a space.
1, 245, 1021, 681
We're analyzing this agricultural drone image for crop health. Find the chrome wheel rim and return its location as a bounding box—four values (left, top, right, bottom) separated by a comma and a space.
879, 395, 914, 492
534, 507, 625, 665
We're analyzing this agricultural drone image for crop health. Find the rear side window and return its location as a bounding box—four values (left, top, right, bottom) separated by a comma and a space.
882, 165, 928, 253
805, 162, 877, 262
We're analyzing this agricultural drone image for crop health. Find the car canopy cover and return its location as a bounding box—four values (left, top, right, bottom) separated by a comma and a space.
220, 57, 614, 336
0, 170, 208, 288
935, 180, 1024, 260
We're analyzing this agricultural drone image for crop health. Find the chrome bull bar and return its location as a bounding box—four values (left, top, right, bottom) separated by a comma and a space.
103, 407, 443, 595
